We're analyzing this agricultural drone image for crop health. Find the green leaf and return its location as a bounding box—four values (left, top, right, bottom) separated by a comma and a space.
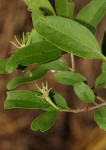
94, 106, 106, 131
54, 71, 86, 85
53, 92, 68, 109
35, 16, 105, 60
26, 58, 69, 77
6, 41, 62, 73
7, 66, 48, 90
4, 90, 53, 111
42, 57, 69, 71
7, 58, 69, 90
0, 58, 9, 74
95, 72, 106, 88
102, 61, 106, 73
55, 0, 75, 18
6, 30, 43, 73
74, 82, 95, 103
26, 29, 43, 44
31, 111, 57, 132
24, 0, 55, 15
76, 0, 106, 32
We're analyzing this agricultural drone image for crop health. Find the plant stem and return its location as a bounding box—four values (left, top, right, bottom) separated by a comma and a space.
61, 96, 106, 113
46, 96, 61, 111
71, 54, 75, 72
94, 102, 98, 105
62, 102, 106, 113
96, 96, 105, 102
68, 67, 73, 71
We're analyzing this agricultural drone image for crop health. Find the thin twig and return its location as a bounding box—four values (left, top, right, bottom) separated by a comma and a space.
71, 54, 75, 72
93, 102, 98, 106
61, 96, 106, 113
68, 67, 73, 72
61, 102, 106, 113
96, 96, 105, 102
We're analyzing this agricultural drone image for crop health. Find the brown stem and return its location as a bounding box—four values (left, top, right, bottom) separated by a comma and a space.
93, 102, 98, 105
68, 67, 73, 72
61, 96, 106, 113
96, 96, 105, 102
71, 54, 75, 72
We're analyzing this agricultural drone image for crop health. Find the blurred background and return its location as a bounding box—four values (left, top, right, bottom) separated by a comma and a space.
0, 0, 106, 150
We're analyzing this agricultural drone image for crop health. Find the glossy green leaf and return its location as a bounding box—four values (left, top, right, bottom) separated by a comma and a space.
31, 111, 57, 132
74, 82, 95, 103
4, 90, 53, 111
42, 57, 69, 71
6, 41, 62, 73
55, 0, 75, 18
24, 0, 55, 15
7, 58, 69, 90
76, 0, 106, 32
53, 92, 68, 109
35, 16, 105, 60
0, 59, 9, 74
26, 58, 69, 77
95, 72, 106, 88
7, 66, 48, 90
7, 76, 29, 90
94, 106, 106, 131
54, 71, 86, 85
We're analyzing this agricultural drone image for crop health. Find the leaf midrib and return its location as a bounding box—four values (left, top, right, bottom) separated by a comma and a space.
13, 48, 60, 61
40, 20, 101, 56
7, 99, 48, 103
